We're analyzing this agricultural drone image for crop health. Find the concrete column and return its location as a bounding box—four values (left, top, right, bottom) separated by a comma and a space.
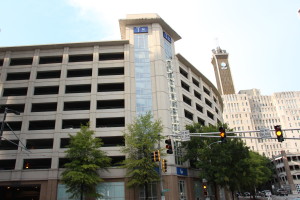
281, 150, 297, 194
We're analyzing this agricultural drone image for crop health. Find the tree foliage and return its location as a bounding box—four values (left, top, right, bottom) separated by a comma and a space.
121, 112, 164, 199
240, 151, 273, 193
61, 125, 111, 200
183, 122, 273, 195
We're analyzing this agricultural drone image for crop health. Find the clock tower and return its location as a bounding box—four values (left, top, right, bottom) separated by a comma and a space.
211, 46, 235, 95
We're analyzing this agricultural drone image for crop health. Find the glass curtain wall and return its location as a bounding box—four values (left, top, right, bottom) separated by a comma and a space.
134, 33, 152, 116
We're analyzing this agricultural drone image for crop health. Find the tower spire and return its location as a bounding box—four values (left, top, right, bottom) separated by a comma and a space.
211, 46, 235, 95
213, 38, 224, 54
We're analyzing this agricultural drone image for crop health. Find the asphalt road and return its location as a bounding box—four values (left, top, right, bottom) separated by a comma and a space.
239, 194, 300, 200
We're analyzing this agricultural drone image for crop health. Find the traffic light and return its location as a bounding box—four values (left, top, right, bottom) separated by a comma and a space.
151, 150, 161, 162
219, 127, 226, 143
162, 159, 167, 172
165, 139, 173, 154
274, 125, 284, 142
202, 183, 208, 196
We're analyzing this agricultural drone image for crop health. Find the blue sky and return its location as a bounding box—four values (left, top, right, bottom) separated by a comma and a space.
1, 0, 299, 95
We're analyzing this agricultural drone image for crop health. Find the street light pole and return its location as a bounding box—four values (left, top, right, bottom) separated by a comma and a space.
0, 108, 8, 145
0, 107, 20, 145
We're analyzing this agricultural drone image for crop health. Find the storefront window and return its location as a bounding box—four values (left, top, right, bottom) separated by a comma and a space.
57, 182, 125, 200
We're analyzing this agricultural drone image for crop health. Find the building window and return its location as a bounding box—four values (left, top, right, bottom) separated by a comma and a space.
63, 101, 90, 111
181, 81, 190, 92
179, 67, 188, 79
213, 96, 217, 103
60, 138, 70, 148
65, 84, 91, 93
215, 108, 219, 114
58, 183, 124, 200
39, 56, 62, 64
182, 95, 191, 106
67, 68, 92, 78
6, 72, 30, 81
98, 83, 124, 92
29, 120, 55, 130
23, 158, 51, 169
96, 117, 125, 128
184, 110, 193, 121
192, 78, 200, 87
207, 111, 214, 120
34, 86, 59, 95
69, 54, 93, 62
26, 139, 53, 149
10, 57, 33, 66
36, 70, 61, 79
205, 98, 212, 108
3, 88, 28, 96
58, 158, 70, 168
194, 90, 201, 100
62, 119, 89, 129
98, 67, 124, 76
203, 86, 210, 96
98, 136, 125, 147
110, 156, 126, 167
0, 104, 25, 113
0, 121, 22, 131
198, 117, 205, 126
178, 180, 187, 200
97, 99, 124, 109
0, 140, 19, 150
99, 53, 124, 61
97, 182, 125, 199
0, 159, 16, 170
31, 102, 57, 112
196, 103, 203, 113
139, 182, 157, 200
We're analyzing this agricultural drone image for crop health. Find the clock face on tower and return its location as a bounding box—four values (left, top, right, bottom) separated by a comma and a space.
220, 62, 228, 69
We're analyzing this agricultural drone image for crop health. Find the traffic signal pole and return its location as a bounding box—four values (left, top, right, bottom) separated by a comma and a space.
157, 139, 164, 200
169, 128, 300, 141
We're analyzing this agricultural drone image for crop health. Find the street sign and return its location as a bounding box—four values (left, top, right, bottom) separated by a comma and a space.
260, 128, 271, 138
177, 167, 188, 176
180, 130, 190, 141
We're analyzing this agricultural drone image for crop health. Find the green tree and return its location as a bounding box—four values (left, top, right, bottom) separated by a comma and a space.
61, 124, 111, 200
240, 151, 273, 198
183, 123, 274, 199
121, 112, 164, 200
183, 123, 250, 198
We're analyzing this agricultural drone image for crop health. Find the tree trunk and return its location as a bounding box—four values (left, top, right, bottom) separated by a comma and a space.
213, 182, 219, 200
231, 190, 234, 200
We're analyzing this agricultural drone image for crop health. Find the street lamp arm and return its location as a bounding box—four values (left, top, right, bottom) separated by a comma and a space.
207, 141, 222, 149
